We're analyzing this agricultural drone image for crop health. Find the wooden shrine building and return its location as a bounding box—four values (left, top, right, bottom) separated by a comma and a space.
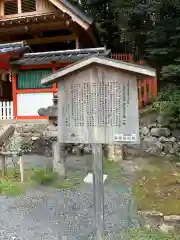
0, 0, 110, 120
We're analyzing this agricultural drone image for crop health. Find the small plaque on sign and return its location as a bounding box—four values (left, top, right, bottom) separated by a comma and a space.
113, 134, 137, 142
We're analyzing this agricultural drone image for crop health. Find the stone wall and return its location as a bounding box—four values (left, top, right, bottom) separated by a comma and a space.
111, 110, 180, 160
5, 109, 180, 159
5, 124, 56, 156
139, 211, 180, 234
139, 110, 180, 158
5, 124, 91, 157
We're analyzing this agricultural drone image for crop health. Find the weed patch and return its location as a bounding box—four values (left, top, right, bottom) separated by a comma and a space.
126, 228, 180, 240
0, 179, 25, 196
132, 158, 180, 215
104, 158, 122, 185
31, 168, 57, 185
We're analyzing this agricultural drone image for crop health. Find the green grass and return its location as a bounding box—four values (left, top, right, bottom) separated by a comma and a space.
31, 167, 83, 190
132, 157, 180, 215
52, 178, 80, 189
0, 165, 83, 197
104, 158, 122, 186
103, 228, 180, 239
52, 169, 83, 190
0, 167, 35, 196
125, 228, 180, 240
0, 179, 26, 196
31, 167, 57, 185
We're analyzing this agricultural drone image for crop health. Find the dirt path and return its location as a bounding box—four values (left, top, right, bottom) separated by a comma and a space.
0, 155, 140, 239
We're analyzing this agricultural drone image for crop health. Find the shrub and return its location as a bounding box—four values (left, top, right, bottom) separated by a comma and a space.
31, 168, 57, 185
153, 84, 180, 125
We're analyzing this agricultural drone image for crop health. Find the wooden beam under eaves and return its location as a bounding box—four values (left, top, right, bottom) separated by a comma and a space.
26, 34, 76, 45
0, 21, 66, 34
0, 34, 76, 45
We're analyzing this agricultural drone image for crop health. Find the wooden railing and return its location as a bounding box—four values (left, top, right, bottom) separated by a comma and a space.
0, 101, 13, 120
111, 53, 157, 109
111, 53, 133, 62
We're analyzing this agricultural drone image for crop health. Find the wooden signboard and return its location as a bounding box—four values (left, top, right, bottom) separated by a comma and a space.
41, 56, 156, 239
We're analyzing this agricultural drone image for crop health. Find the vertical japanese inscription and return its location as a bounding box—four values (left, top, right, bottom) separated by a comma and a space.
122, 84, 126, 125
127, 80, 130, 104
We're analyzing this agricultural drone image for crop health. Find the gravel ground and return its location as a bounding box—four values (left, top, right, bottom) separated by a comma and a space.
0, 155, 140, 240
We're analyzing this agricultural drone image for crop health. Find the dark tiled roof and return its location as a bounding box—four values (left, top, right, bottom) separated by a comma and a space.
12, 47, 111, 66
0, 41, 30, 54
60, 0, 93, 25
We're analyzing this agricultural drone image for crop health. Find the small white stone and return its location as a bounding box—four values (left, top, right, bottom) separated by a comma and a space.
141, 210, 163, 217
84, 173, 108, 184
31, 136, 39, 141
159, 223, 174, 233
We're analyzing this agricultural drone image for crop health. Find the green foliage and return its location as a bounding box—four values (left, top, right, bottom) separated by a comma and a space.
72, 0, 180, 86
52, 179, 80, 189
152, 84, 180, 125
31, 168, 57, 185
126, 228, 180, 240
0, 179, 24, 196
103, 158, 122, 187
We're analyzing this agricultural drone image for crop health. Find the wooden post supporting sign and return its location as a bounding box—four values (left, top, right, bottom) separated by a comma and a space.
92, 144, 104, 239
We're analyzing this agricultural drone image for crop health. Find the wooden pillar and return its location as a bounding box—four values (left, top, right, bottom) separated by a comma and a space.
76, 36, 80, 49
0, 0, 4, 16
92, 144, 104, 239
138, 79, 142, 109
153, 77, 157, 97
52, 64, 57, 92
12, 71, 17, 120
18, 0, 22, 14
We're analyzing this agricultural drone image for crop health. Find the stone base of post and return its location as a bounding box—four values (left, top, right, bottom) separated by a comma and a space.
53, 141, 67, 178
107, 144, 125, 162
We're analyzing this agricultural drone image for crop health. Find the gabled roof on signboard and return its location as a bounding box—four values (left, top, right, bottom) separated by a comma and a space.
41, 56, 156, 85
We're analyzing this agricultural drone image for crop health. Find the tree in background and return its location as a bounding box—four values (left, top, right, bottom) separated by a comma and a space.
71, 0, 180, 85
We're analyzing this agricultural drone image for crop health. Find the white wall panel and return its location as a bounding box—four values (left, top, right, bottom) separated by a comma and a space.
17, 92, 53, 116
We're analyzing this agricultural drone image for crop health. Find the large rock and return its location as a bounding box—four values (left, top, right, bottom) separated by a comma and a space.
139, 211, 163, 228
164, 215, 180, 222
150, 128, 171, 137
163, 142, 173, 154
143, 136, 163, 155
157, 115, 171, 127
123, 144, 142, 159
16, 124, 47, 134
38, 106, 57, 117
172, 142, 180, 155
159, 136, 169, 143
159, 224, 174, 233
171, 129, 180, 140
140, 126, 150, 137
